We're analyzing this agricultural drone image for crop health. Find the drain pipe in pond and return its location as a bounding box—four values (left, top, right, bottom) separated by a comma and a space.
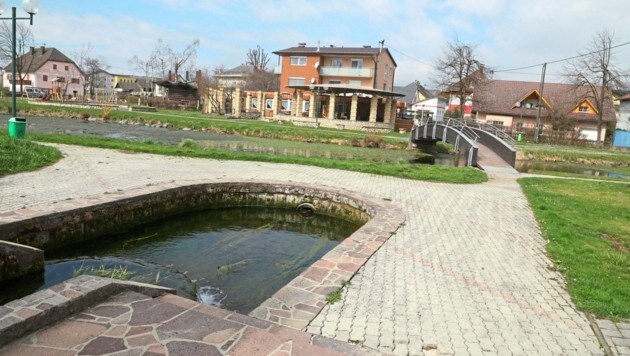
296, 203, 316, 217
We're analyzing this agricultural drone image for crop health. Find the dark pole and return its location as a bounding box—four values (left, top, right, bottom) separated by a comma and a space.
534, 62, 546, 143
11, 6, 16, 117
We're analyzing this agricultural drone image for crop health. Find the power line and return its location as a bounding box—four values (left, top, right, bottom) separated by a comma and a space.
387, 45, 433, 67
494, 40, 630, 73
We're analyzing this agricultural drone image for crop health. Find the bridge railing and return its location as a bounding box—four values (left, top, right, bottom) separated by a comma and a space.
467, 119, 515, 147
442, 118, 480, 143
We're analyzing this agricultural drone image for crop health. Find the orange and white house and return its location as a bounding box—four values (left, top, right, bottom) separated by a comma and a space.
269, 43, 403, 131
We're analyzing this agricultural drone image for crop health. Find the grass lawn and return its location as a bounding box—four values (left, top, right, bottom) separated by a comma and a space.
0, 131, 62, 177
517, 142, 630, 166
26, 132, 487, 184
520, 178, 629, 319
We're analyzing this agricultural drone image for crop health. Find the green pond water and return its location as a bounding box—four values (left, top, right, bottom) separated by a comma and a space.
3, 208, 363, 314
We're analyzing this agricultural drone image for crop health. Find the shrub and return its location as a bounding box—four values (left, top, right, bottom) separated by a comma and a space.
81, 112, 90, 120
102, 108, 111, 120
178, 138, 197, 148
361, 134, 384, 148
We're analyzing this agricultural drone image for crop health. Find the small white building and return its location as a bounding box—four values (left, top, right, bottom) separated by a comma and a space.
410, 97, 447, 122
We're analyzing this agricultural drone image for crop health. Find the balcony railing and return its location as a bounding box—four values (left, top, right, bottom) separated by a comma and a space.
319, 67, 373, 77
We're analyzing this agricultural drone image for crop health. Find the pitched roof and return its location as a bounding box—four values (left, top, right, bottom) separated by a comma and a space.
116, 82, 142, 91
473, 80, 616, 122
393, 84, 416, 104
4, 47, 80, 73
273, 45, 397, 67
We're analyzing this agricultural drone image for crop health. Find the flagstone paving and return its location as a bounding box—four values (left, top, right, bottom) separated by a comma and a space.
0, 143, 622, 355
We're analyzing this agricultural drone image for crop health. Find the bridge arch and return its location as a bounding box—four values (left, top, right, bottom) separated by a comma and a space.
410, 118, 517, 168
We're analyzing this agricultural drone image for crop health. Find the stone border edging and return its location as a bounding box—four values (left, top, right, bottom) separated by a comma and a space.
0, 275, 174, 348
0, 180, 405, 333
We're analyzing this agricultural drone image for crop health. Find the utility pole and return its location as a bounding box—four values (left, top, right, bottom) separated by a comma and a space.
534, 63, 546, 144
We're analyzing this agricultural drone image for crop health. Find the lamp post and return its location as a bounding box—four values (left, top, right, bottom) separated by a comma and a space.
0, 0, 40, 118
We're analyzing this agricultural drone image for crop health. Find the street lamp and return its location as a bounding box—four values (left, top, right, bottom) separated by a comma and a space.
0, 0, 40, 119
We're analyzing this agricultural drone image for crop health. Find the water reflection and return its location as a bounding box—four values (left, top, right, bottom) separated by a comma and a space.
408, 153, 463, 167
516, 161, 629, 179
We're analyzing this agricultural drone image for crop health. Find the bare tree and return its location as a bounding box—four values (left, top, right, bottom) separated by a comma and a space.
74, 43, 109, 99
169, 39, 199, 81
434, 37, 488, 118
245, 45, 270, 70
245, 70, 278, 91
210, 65, 226, 86
0, 22, 35, 92
565, 29, 629, 147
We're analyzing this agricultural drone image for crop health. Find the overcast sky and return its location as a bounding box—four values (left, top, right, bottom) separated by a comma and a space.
16, 0, 630, 87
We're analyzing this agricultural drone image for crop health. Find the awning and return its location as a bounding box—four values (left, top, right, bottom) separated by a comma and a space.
287, 84, 405, 98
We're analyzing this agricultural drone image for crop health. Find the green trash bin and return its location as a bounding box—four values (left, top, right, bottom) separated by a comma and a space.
8, 117, 26, 138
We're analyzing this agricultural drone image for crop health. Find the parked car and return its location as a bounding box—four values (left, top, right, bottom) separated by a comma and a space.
24, 87, 47, 100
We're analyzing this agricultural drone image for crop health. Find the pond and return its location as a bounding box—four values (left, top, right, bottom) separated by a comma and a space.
515, 161, 629, 179
2, 207, 363, 314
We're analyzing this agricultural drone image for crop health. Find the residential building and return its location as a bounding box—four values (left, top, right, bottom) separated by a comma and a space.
410, 96, 447, 122
271, 43, 402, 130
215, 65, 256, 88
472, 80, 616, 141
3, 46, 83, 98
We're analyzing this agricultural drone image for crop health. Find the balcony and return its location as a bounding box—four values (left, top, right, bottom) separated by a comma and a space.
319, 67, 373, 78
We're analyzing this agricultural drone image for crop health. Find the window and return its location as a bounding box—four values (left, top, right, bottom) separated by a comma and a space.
65, 65, 69, 71
329, 80, 341, 84
578, 106, 589, 113
42, 75, 48, 81
288, 77, 305, 86
251, 98, 258, 109
350, 59, 363, 68
71, 78, 80, 84
491, 120, 504, 127
265, 98, 273, 110
281, 99, 291, 111
290, 56, 307, 66
53, 64, 57, 70
302, 100, 309, 113
331, 58, 343, 67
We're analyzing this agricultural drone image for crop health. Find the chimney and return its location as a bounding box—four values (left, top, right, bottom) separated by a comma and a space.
298, 43, 306, 47
317, 41, 320, 52
40, 45, 45, 54
168, 70, 172, 81
363, 45, 371, 48
30, 46, 35, 55
185, 71, 189, 81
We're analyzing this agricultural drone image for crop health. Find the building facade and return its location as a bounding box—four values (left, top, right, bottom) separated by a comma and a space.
271, 43, 402, 130
3, 46, 83, 98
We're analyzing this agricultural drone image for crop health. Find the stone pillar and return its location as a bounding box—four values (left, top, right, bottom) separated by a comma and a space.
218, 89, 225, 115
383, 97, 391, 123
390, 99, 397, 124
257, 91, 263, 113
245, 92, 252, 113
295, 90, 302, 117
272, 92, 279, 116
328, 93, 336, 120
233, 88, 241, 118
308, 92, 316, 118
291, 91, 297, 116
369, 96, 378, 122
350, 94, 358, 121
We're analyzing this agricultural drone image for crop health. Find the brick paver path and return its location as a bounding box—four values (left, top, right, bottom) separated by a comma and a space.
0, 144, 603, 355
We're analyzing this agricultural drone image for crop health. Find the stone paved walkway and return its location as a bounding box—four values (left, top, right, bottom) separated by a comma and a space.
0, 144, 617, 355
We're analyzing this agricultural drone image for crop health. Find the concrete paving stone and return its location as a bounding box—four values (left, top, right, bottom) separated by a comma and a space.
612, 337, 630, 348
617, 345, 630, 355
0, 145, 609, 355
617, 322, 630, 331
